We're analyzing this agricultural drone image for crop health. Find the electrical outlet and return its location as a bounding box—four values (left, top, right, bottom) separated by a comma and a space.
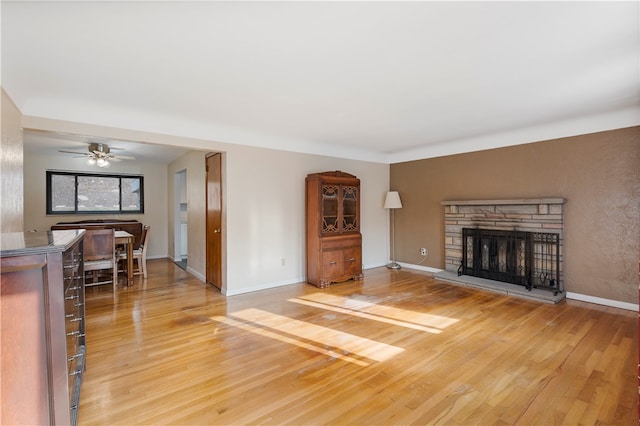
420, 248, 427, 256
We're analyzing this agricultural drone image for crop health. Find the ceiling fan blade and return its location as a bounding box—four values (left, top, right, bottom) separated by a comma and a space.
59, 150, 90, 156
59, 145, 135, 162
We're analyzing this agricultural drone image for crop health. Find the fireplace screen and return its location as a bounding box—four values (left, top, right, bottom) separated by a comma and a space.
461, 228, 561, 295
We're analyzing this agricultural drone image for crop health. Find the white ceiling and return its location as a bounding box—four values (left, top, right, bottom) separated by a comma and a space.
3, 1, 639, 164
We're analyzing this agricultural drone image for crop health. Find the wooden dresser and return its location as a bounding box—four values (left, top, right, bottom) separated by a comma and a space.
306, 171, 363, 288
1, 229, 85, 426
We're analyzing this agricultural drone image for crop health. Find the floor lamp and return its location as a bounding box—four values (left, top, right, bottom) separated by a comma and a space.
384, 191, 402, 269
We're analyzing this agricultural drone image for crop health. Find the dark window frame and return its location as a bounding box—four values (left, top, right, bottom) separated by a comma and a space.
46, 170, 144, 215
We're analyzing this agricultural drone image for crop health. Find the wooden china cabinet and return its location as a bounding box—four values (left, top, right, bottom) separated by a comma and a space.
306, 171, 363, 288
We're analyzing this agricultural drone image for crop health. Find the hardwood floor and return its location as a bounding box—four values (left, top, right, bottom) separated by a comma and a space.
79, 259, 637, 425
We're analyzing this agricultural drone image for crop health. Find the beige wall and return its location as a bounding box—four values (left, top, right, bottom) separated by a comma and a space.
390, 126, 640, 304
1, 88, 24, 232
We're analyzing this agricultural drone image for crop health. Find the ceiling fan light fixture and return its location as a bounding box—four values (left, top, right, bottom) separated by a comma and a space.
96, 157, 110, 167
87, 157, 96, 166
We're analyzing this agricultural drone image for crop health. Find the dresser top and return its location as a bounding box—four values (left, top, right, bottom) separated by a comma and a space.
0, 229, 85, 257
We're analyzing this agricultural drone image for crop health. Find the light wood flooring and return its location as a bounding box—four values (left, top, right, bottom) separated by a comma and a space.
79, 259, 638, 425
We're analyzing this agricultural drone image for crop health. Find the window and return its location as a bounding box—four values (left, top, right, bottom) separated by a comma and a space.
46, 171, 144, 214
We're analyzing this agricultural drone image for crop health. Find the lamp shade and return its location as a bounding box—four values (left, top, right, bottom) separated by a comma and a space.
383, 191, 402, 209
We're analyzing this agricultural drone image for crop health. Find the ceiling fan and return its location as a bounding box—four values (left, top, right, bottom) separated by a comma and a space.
59, 143, 136, 167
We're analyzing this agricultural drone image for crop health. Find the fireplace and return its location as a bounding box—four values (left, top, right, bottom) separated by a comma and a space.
436, 198, 565, 302
461, 228, 561, 294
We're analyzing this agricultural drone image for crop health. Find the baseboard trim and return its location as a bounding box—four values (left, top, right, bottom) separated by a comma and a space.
364, 262, 390, 270
186, 267, 205, 282
223, 277, 306, 296
566, 292, 638, 312
398, 263, 443, 274
150, 255, 168, 260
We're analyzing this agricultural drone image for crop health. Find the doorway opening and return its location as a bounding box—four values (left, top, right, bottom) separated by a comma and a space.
174, 169, 188, 270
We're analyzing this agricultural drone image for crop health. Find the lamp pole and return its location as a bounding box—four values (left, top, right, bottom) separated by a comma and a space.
384, 191, 402, 270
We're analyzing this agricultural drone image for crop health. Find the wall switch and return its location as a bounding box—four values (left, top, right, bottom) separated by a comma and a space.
281, 257, 286, 266
420, 248, 427, 256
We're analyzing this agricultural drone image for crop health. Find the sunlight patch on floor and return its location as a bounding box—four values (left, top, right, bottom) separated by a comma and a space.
211, 308, 404, 365
289, 297, 443, 333
295, 293, 459, 331
210, 314, 371, 366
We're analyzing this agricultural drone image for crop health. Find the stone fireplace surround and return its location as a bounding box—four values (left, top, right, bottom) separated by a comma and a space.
434, 198, 566, 303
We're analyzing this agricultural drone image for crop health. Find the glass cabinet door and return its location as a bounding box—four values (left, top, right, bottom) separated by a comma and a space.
321, 183, 359, 234
342, 185, 358, 232
321, 184, 339, 233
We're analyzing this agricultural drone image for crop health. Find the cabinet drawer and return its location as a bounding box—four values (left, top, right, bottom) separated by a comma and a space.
342, 247, 361, 275
321, 250, 343, 278
321, 235, 361, 250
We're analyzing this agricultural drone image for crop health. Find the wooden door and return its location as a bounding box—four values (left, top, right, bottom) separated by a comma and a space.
205, 153, 222, 289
